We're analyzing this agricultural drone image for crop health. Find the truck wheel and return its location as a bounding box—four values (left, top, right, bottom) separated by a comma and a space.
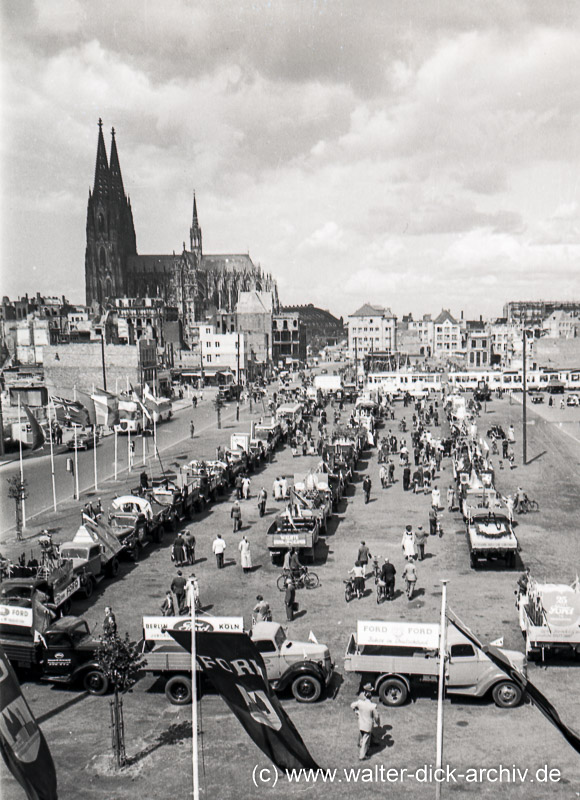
291, 675, 322, 703
83, 670, 109, 695
378, 678, 408, 707
470, 553, 478, 569
492, 681, 522, 708
165, 675, 192, 705
60, 599, 72, 616
83, 578, 94, 599
107, 558, 119, 578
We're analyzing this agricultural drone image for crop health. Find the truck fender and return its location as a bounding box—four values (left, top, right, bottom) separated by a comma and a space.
71, 660, 106, 682
276, 661, 327, 692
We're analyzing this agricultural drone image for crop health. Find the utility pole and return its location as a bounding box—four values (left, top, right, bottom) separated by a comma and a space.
522, 329, 527, 466
236, 334, 241, 421
100, 328, 107, 390
353, 336, 358, 383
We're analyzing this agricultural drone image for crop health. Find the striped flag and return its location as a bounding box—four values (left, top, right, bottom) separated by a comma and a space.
51, 396, 91, 428
0, 646, 58, 799
91, 388, 119, 427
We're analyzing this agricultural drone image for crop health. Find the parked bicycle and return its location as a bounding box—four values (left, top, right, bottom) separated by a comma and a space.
277, 567, 319, 591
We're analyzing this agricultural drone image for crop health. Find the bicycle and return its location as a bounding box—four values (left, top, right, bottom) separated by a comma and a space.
344, 577, 356, 603
516, 497, 539, 514
277, 568, 319, 591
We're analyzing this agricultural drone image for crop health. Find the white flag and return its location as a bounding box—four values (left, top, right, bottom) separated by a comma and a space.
490, 637, 504, 647
308, 631, 318, 644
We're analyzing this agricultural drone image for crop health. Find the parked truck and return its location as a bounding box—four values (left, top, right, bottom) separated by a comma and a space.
109, 494, 169, 548
140, 616, 333, 705
266, 508, 320, 564
517, 576, 580, 661
466, 509, 518, 568
0, 614, 109, 694
59, 518, 125, 598
344, 620, 526, 708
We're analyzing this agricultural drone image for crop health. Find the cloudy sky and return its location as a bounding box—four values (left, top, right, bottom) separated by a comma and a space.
2, 0, 580, 320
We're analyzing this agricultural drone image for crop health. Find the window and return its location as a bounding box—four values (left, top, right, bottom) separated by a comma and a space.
206, 355, 212, 363
450, 644, 475, 658
254, 640, 277, 654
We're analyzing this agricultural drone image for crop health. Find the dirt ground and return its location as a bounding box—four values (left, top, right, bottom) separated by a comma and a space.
2, 390, 579, 799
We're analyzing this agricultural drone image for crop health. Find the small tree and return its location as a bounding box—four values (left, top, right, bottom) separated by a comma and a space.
7, 475, 27, 541
95, 631, 146, 768
214, 396, 224, 429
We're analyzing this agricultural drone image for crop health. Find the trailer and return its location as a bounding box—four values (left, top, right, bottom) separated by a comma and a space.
266, 509, 320, 564
344, 620, 525, 708
517, 577, 580, 661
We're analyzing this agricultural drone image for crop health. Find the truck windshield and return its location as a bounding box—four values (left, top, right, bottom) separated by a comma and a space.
60, 548, 88, 559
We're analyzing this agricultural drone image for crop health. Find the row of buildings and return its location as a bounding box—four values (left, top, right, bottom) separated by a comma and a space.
347, 302, 580, 372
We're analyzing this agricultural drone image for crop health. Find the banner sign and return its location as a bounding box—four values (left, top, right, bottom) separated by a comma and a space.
357, 620, 440, 649
143, 615, 244, 641
170, 630, 319, 771
0, 606, 34, 628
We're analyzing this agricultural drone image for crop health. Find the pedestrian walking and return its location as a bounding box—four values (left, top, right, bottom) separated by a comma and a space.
403, 465, 411, 491
238, 536, 252, 574
190, 420, 195, 438
285, 578, 296, 621
235, 474, 243, 500
183, 529, 196, 565
402, 561, 418, 600
447, 485, 456, 512
242, 476, 251, 500
231, 500, 242, 532
349, 561, 366, 599
429, 506, 438, 536
257, 487, 267, 517
160, 590, 177, 616
362, 475, 372, 504
414, 525, 428, 561
401, 525, 416, 560
388, 460, 395, 485
103, 606, 117, 636
253, 595, 272, 624
351, 685, 380, 761
170, 571, 187, 612
185, 574, 200, 612
172, 533, 186, 567
431, 485, 441, 509
212, 534, 226, 568
380, 558, 396, 600
379, 464, 387, 489
357, 541, 371, 574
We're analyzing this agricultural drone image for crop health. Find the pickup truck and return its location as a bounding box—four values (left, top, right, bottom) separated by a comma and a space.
141, 475, 201, 526
0, 615, 108, 694
517, 576, 580, 660
140, 618, 333, 705
292, 478, 333, 533
267, 509, 320, 564
109, 495, 168, 547
59, 519, 125, 597
344, 620, 526, 708
0, 561, 81, 617
466, 510, 518, 568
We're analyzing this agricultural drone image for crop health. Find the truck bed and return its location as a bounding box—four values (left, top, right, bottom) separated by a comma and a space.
343, 634, 439, 676
142, 641, 195, 672
0, 636, 40, 669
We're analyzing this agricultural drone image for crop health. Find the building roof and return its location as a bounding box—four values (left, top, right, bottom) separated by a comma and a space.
434, 309, 458, 325
236, 291, 273, 314
201, 254, 257, 273
349, 303, 393, 318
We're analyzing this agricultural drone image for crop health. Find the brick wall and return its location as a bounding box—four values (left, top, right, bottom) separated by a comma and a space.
44, 343, 140, 394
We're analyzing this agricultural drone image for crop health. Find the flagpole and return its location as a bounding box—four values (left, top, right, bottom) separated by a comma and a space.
128, 426, 132, 473
435, 579, 448, 800
191, 585, 200, 800
142, 411, 146, 466
93, 424, 98, 491
74, 425, 80, 501
114, 429, 118, 481
48, 400, 57, 512
18, 396, 26, 528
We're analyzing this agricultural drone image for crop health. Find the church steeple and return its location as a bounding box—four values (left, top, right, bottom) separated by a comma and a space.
109, 126, 125, 203
189, 190, 202, 257
93, 118, 109, 200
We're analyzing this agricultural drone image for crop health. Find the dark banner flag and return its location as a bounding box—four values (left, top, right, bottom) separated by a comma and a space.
0, 647, 58, 800
170, 629, 320, 771
447, 611, 580, 756
22, 404, 45, 451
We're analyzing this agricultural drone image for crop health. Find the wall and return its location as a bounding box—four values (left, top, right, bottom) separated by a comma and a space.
43, 342, 141, 394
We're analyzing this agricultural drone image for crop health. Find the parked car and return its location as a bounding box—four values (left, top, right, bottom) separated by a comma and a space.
530, 393, 544, 404
566, 394, 580, 407
67, 431, 98, 451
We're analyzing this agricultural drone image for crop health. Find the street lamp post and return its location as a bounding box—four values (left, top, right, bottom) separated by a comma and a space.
522, 330, 527, 466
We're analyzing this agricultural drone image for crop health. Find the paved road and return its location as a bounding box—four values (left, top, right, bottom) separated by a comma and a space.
0, 392, 253, 537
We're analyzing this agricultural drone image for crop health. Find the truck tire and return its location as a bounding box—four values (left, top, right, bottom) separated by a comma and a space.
107, 558, 119, 578
378, 678, 408, 707
291, 674, 322, 703
83, 670, 109, 695
165, 675, 192, 705
83, 577, 95, 599
491, 681, 522, 708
